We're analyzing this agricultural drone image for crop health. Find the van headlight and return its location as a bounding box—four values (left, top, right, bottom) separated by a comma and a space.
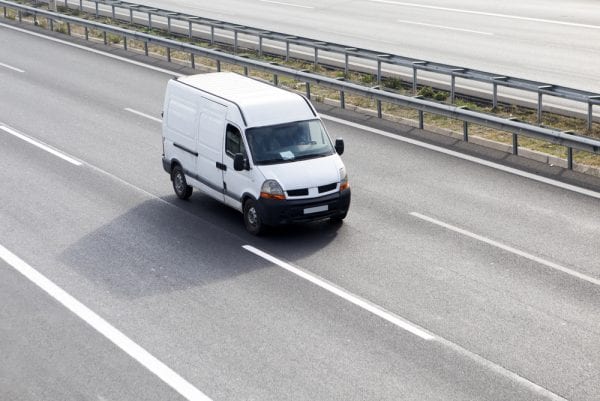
339, 167, 350, 191
260, 179, 286, 200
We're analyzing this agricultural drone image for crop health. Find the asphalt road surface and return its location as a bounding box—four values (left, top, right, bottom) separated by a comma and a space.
1, 22, 600, 401
133, 0, 600, 92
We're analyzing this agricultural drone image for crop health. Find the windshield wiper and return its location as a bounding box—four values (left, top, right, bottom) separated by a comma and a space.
257, 158, 290, 165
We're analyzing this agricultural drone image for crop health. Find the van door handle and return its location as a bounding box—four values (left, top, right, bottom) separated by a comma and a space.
216, 162, 227, 171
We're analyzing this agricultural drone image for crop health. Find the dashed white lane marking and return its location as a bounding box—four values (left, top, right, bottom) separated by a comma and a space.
125, 107, 162, 123
0, 61, 25, 73
1, 125, 82, 166
0, 244, 213, 401
411, 212, 600, 287
243, 244, 434, 340
397, 19, 493, 35
369, 0, 600, 30
259, 0, 315, 9
243, 245, 568, 400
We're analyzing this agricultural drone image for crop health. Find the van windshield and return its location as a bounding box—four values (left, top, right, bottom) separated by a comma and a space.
245, 119, 335, 165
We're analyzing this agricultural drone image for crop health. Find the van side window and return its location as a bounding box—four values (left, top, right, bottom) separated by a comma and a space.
225, 125, 247, 158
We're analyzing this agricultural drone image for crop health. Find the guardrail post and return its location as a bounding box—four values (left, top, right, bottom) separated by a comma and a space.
18, 10, 22, 22
259, 35, 263, 57
567, 147, 573, 170
103, 31, 107, 45
493, 83, 498, 110
144, 41, 148, 56
412, 67, 417, 93
314, 47, 318, 69
588, 97, 600, 131
210, 26, 215, 45
412, 61, 426, 94
234, 30, 238, 54
537, 86, 552, 125
285, 40, 290, 61
463, 121, 469, 142
84, 26, 88, 40
188, 21, 193, 38
344, 53, 349, 77
123, 36, 127, 51
512, 133, 518, 155
306, 82, 311, 99
451, 75, 456, 103
377, 60, 381, 86
95, 1, 98, 18
148, 12, 152, 30
191, 53, 195, 69
111, 5, 115, 20
79, 0, 83, 12
3, 6, 6, 18
336, 77, 345, 109
273, 74, 278, 86
166, 47, 171, 62
216, 60, 221, 72
49, 18, 53, 31
537, 91, 543, 124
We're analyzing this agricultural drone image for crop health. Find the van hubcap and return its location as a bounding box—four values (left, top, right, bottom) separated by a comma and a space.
174, 172, 185, 193
247, 207, 258, 227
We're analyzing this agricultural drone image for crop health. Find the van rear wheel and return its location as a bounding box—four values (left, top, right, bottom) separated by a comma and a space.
172, 165, 193, 200
243, 199, 264, 235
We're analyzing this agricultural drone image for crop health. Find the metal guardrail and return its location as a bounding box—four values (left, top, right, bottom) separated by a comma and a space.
2, 1, 600, 171
35, 0, 600, 130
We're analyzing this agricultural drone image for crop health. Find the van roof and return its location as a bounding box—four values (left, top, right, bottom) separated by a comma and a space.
177, 72, 316, 127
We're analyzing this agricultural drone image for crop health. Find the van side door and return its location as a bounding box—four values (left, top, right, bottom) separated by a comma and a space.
196, 98, 227, 202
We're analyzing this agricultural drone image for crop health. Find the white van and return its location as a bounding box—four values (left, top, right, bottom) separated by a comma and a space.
161, 72, 350, 235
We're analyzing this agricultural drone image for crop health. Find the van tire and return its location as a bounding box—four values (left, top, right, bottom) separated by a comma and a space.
172, 165, 193, 200
243, 199, 264, 235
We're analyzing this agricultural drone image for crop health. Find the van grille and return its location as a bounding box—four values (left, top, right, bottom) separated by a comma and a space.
318, 183, 337, 193
287, 188, 309, 196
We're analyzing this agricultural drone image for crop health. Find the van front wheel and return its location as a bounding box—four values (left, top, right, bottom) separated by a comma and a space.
172, 165, 193, 200
243, 199, 264, 235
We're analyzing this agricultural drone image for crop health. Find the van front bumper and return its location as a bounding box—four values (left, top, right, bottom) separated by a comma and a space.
256, 189, 351, 226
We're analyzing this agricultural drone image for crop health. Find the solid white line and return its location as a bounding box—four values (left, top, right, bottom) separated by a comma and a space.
369, 0, 600, 30
259, 0, 314, 9
125, 108, 162, 123
242, 245, 434, 340
397, 19, 493, 36
0, 125, 82, 166
0, 61, 25, 73
410, 212, 600, 287
321, 114, 600, 200
0, 22, 183, 77
0, 244, 212, 401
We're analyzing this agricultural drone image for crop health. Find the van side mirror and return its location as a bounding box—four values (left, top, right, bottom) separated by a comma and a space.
233, 153, 249, 171
335, 138, 345, 155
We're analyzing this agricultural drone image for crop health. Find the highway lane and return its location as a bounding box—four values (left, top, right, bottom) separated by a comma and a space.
131, 0, 600, 91
2, 23, 600, 400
